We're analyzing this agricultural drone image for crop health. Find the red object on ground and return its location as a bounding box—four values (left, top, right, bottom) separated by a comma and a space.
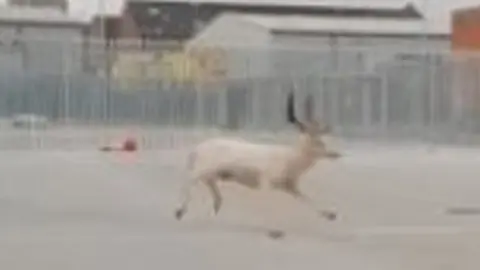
122, 137, 138, 152
99, 137, 138, 152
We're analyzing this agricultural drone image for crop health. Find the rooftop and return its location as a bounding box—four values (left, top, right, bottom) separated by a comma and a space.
127, 0, 422, 19
214, 13, 449, 36
127, 0, 414, 10
0, 5, 90, 25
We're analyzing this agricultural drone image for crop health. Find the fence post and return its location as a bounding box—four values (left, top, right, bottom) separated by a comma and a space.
332, 75, 341, 135
62, 42, 72, 149
380, 71, 389, 135
428, 54, 436, 142
361, 75, 372, 134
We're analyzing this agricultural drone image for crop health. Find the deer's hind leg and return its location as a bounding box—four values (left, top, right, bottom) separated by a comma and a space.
175, 171, 224, 220
206, 166, 262, 216
175, 175, 199, 220
203, 177, 223, 216
180, 166, 259, 219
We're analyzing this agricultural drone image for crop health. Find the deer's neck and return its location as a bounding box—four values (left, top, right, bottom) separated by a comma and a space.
287, 137, 319, 178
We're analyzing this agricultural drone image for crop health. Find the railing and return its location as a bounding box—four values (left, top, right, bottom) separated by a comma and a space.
1, 37, 480, 149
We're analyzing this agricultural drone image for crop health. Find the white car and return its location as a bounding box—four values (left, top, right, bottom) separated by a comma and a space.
11, 114, 49, 129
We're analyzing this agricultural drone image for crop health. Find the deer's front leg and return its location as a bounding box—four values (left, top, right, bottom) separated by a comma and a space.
290, 189, 337, 221
274, 179, 337, 221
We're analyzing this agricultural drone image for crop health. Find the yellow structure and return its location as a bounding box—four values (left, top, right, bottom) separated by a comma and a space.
188, 46, 228, 83
112, 47, 227, 85
112, 52, 153, 81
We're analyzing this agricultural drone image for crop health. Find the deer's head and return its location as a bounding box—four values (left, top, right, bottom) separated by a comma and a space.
287, 91, 331, 159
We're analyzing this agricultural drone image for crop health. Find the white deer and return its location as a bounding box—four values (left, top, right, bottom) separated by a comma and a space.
174, 91, 341, 221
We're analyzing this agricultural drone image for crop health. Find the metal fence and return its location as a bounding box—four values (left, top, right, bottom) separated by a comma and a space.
1, 37, 480, 149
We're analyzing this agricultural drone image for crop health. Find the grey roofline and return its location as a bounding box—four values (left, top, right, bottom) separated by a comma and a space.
126, 0, 409, 8
126, 0, 422, 17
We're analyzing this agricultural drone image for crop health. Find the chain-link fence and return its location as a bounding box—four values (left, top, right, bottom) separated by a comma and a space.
0, 37, 479, 149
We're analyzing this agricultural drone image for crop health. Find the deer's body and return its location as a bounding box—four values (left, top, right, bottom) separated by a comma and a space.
192, 138, 302, 188
174, 92, 341, 221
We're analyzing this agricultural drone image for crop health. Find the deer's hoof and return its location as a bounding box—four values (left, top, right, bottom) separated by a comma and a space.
267, 229, 285, 240
320, 211, 337, 221
175, 209, 185, 220
213, 202, 222, 216
329, 152, 341, 159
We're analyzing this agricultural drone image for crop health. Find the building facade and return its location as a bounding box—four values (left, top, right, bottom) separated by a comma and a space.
123, 0, 422, 42
452, 5, 480, 51
7, 0, 68, 13
186, 13, 450, 79
0, 6, 90, 75
106, 0, 427, 83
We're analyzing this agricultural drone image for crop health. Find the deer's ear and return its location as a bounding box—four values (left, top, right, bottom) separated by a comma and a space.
287, 92, 296, 124
309, 119, 330, 135
287, 92, 307, 132
319, 123, 331, 134
304, 94, 314, 123
296, 121, 307, 133
303, 94, 332, 135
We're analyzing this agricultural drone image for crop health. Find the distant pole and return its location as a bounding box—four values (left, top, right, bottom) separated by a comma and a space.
99, 0, 105, 41
98, 0, 110, 124
97, 0, 110, 147
423, 0, 436, 141
422, 0, 429, 53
